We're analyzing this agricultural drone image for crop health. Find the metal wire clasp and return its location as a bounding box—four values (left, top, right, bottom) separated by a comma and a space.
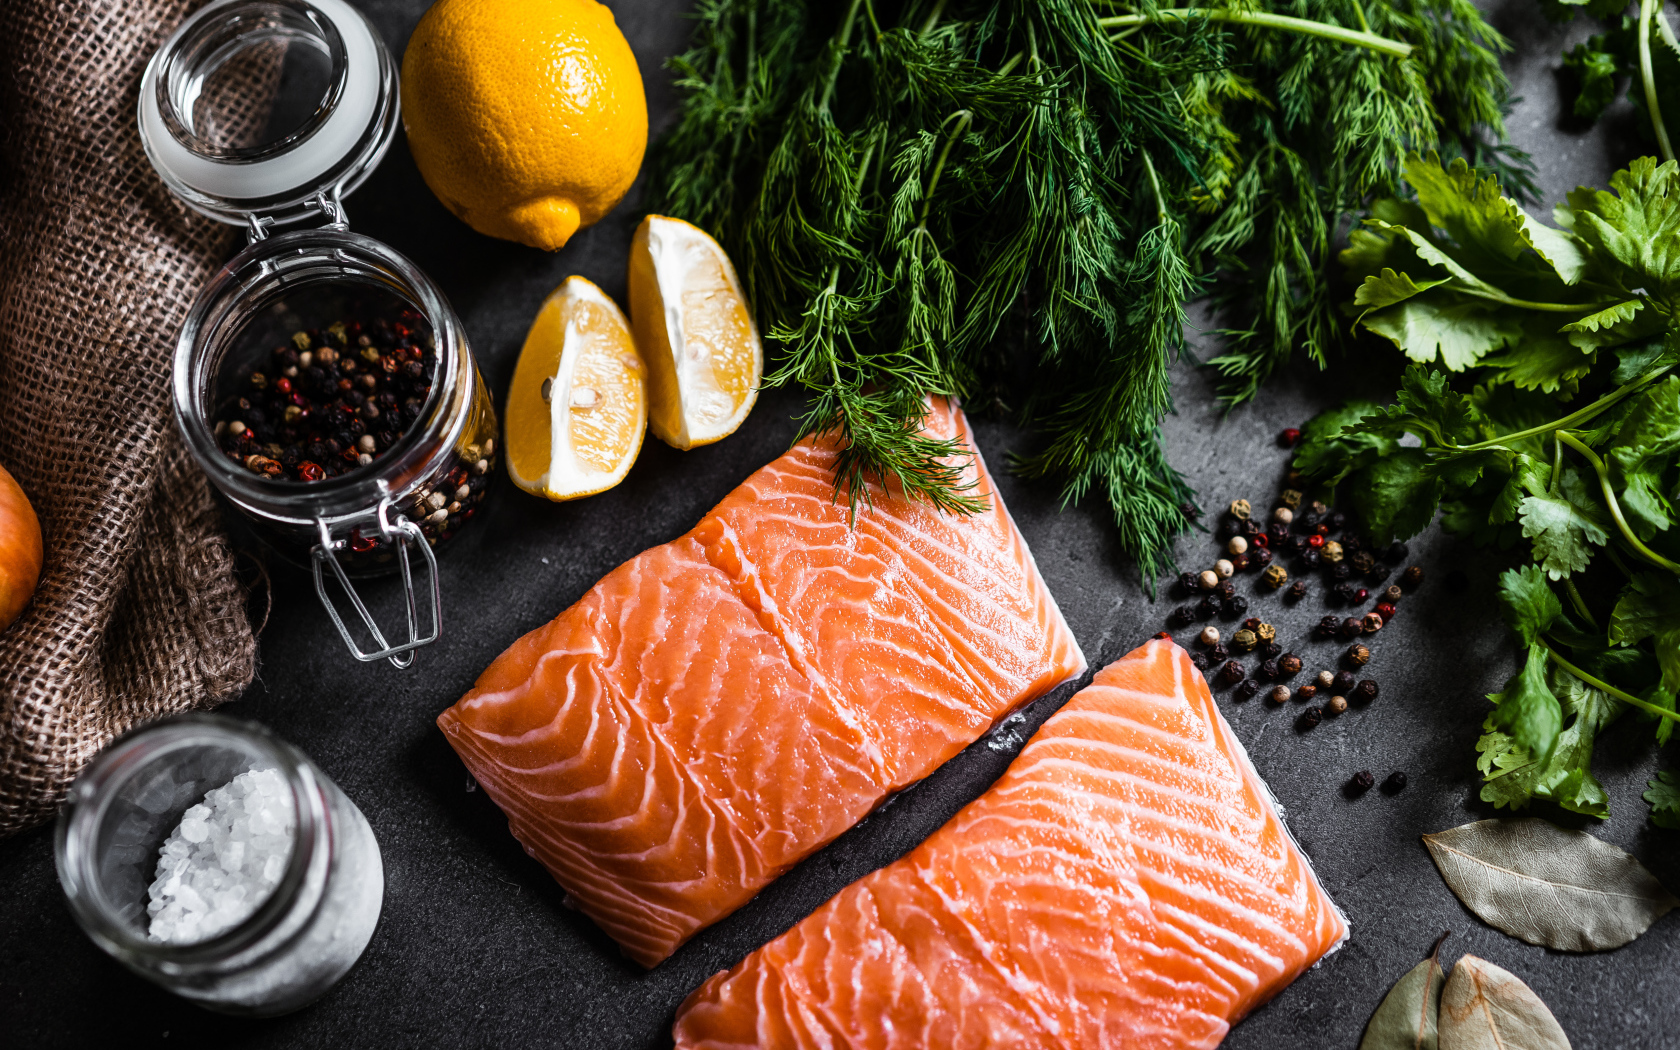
311, 498, 442, 668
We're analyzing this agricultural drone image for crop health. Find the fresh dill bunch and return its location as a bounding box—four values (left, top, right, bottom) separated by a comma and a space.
645, 0, 1520, 583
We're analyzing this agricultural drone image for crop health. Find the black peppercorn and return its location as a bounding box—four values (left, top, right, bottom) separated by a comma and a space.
1261, 641, 1283, 659
1218, 660, 1245, 685
1180, 501, 1200, 521
1366, 565, 1391, 585
1402, 565, 1425, 589
1384, 541, 1409, 563
1178, 571, 1200, 596
1278, 533, 1302, 554
1251, 546, 1274, 568
1278, 653, 1303, 676
1354, 680, 1379, 703
1338, 615, 1363, 639
1341, 533, 1365, 552
1217, 580, 1238, 600
1221, 596, 1248, 619
1300, 548, 1322, 569
1348, 770, 1375, 794
1297, 706, 1323, 730
1333, 670, 1356, 693
1210, 643, 1231, 662
1234, 679, 1260, 701
1195, 596, 1220, 619
1230, 553, 1250, 572
1330, 563, 1353, 582
1190, 652, 1210, 672
1345, 642, 1371, 667
1241, 518, 1263, 538
1349, 550, 1376, 575
1327, 510, 1347, 530
1296, 683, 1318, 702
1266, 522, 1287, 544
1168, 606, 1196, 628
1258, 658, 1280, 680
1315, 614, 1340, 639
1217, 518, 1238, 541
1382, 771, 1408, 794
1298, 512, 1319, 532
1286, 580, 1309, 602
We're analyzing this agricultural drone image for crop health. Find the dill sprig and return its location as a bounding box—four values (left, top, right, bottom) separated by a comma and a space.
645, 0, 1517, 584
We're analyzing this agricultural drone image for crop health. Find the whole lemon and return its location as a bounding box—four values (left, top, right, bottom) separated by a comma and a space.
401, 0, 647, 251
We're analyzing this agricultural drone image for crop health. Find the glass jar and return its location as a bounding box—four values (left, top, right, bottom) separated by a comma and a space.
141, 0, 496, 667
56, 714, 384, 1016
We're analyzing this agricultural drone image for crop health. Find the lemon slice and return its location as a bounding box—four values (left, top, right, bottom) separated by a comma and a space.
505, 276, 646, 500
627, 215, 761, 450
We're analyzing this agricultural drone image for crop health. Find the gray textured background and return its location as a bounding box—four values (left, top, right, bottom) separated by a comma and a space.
2, 0, 1675, 1047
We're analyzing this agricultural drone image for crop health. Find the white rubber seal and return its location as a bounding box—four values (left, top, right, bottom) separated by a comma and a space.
139, 0, 379, 206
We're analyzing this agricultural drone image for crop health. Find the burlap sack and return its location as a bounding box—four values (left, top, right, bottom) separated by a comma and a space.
0, 0, 260, 835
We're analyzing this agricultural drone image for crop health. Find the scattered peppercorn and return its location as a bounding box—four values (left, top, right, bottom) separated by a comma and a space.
1178, 571, 1200, 595
1345, 643, 1371, 667
1232, 629, 1258, 652
1242, 518, 1264, 538
1255, 622, 1276, 643
1190, 652, 1210, 672
1384, 541, 1409, 563
1365, 564, 1391, 585
1152, 630, 1171, 640
1338, 615, 1363, 639
1168, 606, 1196, 628
1326, 694, 1348, 714
1268, 685, 1291, 704
1199, 569, 1220, 590
1195, 596, 1220, 619
1215, 558, 1235, 579
1278, 533, 1303, 554
1250, 532, 1270, 548
1354, 680, 1379, 703
1297, 706, 1323, 730
1349, 550, 1376, 575
1446, 569, 1470, 593
1199, 626, 1221, 647
1286, 579, 1308, 602
1317, 670, 1335, 689
1210, 642, 1231, 661
1331, 581, 1357, 604
1242, 616, 1261, 630
1353, 587, 1369, 603
1221, 596, 1248, 619
1261, 641, 1283, 659
1333, 670, 1356, 693
1315, 615, 1341, 639
1234, 679, 1261, 701
1250, 546, 1274, 568
1361, 612, 1384, 634
1330, 563, 1353, 582
1300, 548, 1322, 569
1374, 601, 1397, 622
1229, 499, 1252, 520
1321, 540, 1344, 563
1258, 658, 1280, 679
1327, 510, 1347, 530
1349, 770, 1375, 793
1382, 771, 1408, 794
1181, 501, 1200, 520
1278, 653, 1303, 676
1402, 565, 1425, 589
1383, 584, 1403, 603
1227, 536, 1249, 556
1262, 563, 1288, 589
1306, 533, 1325, 549
1297, 683, 1318, 702
1342, 533, 1365, 552
1277, 427, 1301, 448
1279, 488, 1303, 509
1217, 581, 1238, 600
1230, 553, 1249, 572
1267, 522, 1288, 543
1218, 660, 1245, 685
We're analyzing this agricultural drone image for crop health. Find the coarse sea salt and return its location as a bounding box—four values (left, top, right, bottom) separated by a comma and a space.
146, 767, 296, 944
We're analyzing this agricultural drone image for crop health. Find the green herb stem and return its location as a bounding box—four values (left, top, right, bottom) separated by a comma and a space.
1451, 283, 1607, 314
1639, 0, 1676, 163
1563, 577, 1598, 629
919, 110, 973, 227
1557, 429, 1680, 574
1542, 639, 1680, 723
1094, 9, 1414, 60
1451, 365, 1672, 453
819, 0, 868, 115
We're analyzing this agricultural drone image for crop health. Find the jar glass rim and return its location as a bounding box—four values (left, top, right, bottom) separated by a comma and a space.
55, 714, 326, 965
173, 228, 469, 525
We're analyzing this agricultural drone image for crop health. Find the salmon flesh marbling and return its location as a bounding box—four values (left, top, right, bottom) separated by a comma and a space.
438, 400, 1086, 966
673, 638, 1348, 1048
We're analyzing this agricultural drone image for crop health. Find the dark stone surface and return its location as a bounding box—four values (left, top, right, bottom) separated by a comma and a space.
1, 1, 1675, 1047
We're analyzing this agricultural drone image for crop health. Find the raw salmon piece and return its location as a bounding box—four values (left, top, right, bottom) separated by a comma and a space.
439, 400, 1085, 967
673, 639, 1348, 1049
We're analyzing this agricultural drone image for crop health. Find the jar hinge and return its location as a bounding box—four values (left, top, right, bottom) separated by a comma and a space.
311, 497, 441, 668
246, 188, 350, 243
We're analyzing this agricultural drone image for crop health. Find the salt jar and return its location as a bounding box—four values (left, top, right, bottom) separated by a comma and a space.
56, 714, 383, 1016
140, 0, 498, 667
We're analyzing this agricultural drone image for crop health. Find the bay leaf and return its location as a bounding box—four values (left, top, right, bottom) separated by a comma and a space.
1422, 817, 1677, 951
1439, 955, 1570, 1050
1359, 933, 1448, 1050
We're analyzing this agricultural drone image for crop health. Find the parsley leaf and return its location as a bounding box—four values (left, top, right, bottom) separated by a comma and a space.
1519, 468, 1611, 578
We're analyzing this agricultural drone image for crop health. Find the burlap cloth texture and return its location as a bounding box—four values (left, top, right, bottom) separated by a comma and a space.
0, 0, 260, 836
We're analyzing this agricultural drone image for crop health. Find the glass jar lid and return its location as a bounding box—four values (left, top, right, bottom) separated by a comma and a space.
138, 0, 399, 230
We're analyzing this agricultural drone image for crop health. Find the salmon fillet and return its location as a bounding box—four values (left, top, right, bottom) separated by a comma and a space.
438, 400, 1085, 967
673, 638, 1348, 1048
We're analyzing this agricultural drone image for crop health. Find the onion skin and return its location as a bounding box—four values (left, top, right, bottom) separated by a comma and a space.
0, 462, 42, 632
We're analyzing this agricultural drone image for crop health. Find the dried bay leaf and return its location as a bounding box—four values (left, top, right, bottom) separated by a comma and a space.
1359, 933, 1448, 1050
1439, 955, 1570, 1050
1422, 817, 1677, 951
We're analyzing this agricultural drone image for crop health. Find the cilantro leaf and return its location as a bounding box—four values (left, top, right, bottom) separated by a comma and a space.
1360, 293, 1521, 372
1610, 572, 1680, 704
1498, 565, 1562, 646
1291, 401, 1395, 488
1353, 268, 1450, 310
1481, 317, 1597, 393
1518, 468, 1612, 578
1561, 157, 1680, 300
1612, 339, 1680, 383
1478, 664, 1621, 818
1487, 645, 1565, 767
1644, 770, 1680, 828
1562, 298, 1665, 351
1352, 448, 1444, 546
1563, 39, 1623, 122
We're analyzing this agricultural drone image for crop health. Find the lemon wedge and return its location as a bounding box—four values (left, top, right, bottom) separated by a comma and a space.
627, 215, 760, 449
505, 276, 646, 500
